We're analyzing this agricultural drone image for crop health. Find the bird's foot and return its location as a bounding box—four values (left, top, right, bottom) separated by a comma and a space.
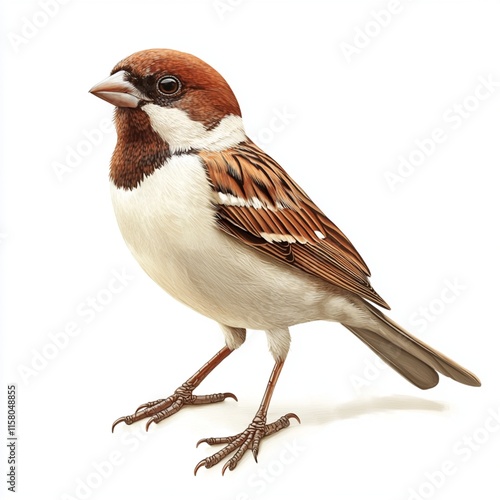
111, 382, 237, 432
194, 412, 300, 475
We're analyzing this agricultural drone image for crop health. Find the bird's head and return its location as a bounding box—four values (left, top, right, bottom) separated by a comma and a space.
90, 49, 246, 188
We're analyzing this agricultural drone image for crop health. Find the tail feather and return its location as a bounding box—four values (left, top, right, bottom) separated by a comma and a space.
344, 302, 481, 388
343, 325, 439, 389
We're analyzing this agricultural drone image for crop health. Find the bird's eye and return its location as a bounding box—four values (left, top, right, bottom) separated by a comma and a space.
158, 76, 181, 95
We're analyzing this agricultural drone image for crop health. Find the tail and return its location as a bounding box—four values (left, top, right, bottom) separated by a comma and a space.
343, 302, 481, 389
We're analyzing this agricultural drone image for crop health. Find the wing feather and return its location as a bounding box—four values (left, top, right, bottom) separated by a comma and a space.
200, 140, 389, 309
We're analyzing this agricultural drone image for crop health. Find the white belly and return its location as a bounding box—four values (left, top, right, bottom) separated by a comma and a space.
110, 154, 337, 329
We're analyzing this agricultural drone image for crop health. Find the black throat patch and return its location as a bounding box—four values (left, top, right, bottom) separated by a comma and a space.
110, 107, 171, 190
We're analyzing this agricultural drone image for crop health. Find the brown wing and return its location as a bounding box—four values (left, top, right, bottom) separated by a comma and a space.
200, 140, 390, 309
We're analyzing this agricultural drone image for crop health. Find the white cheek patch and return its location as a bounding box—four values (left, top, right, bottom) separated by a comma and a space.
142, 104, 246, 153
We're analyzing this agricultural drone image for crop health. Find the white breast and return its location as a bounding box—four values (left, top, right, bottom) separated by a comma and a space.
110, 154, 219, 303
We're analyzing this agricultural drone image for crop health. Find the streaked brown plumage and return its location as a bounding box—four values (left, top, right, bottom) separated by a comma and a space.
200, 141, 388, 308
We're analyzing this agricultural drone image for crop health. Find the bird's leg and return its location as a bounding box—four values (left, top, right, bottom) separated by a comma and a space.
195, 358, 300, 475
112, 345, 236, 432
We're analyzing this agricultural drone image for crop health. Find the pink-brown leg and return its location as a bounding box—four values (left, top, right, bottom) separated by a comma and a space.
112, 346, 236, 432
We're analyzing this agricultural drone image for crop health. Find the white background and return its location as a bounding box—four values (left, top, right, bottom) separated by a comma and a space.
1, 1, 499, 499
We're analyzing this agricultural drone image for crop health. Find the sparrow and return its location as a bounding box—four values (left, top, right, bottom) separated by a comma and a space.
89, 48, 481, 475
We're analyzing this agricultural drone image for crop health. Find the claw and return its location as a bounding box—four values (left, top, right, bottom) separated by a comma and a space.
221, 460, 232, 476
135, 403, 150, 414
252, 449, 259, 463
196, 438, 207, 448
286, 413, 301, 424
145, 417, 156, 432
194, 459, 207, 476
111, 416, 127, 433
224, 392, 238, 402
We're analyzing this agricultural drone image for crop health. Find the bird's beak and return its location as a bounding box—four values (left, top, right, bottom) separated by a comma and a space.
89, 70, 147, 108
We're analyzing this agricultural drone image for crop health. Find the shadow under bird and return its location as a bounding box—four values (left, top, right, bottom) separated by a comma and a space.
89, 48, 480, 475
